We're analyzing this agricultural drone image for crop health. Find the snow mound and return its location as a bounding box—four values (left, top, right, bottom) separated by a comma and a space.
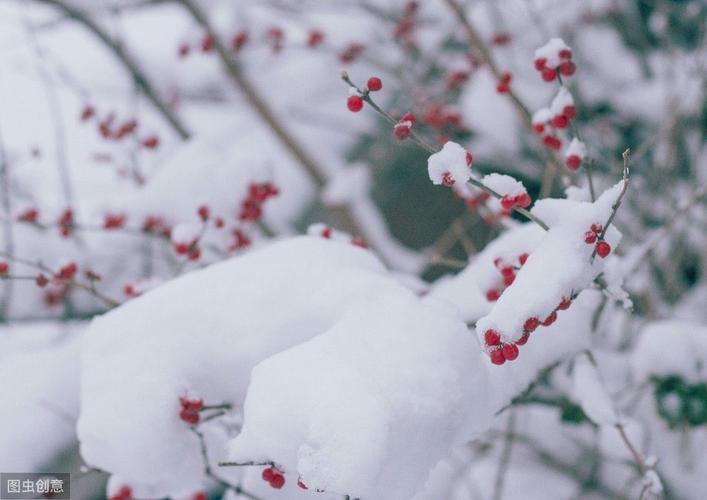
427, 141, 472, 186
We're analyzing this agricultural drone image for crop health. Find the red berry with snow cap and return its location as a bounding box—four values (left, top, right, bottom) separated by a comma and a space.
542, 311, 557, 327
484, 329, 501, 346
518, 253, 529, 265
534, 57, 547, 71
591, 223, 603, 234
557, 297, 572, 310
584, 231, 597, 244
270, 473, 285, 489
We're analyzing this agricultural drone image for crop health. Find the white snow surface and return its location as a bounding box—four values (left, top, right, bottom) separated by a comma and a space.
427, 141, 472, 186
481, 173, 527, 198
565, 138, 587, 159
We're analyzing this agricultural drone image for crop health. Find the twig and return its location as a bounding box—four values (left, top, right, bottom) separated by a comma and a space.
492, 410, 515, 500
340, 73, 550, 232
191, 427, 263, 500
30, 0, 190, 140
592, 149, 630, 260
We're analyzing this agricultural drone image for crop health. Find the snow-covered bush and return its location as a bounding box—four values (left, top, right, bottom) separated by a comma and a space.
1, 0, 706, 499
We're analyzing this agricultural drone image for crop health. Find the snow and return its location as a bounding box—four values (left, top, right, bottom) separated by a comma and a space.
534, 38, 571, 69
550, 87, 574, 117
476, 183, 623, 344
571, 354, 618, 426
565, 138, 587, 160
481, 173, 527, 198
632, 320, 707, 384
427, 141, 472, 186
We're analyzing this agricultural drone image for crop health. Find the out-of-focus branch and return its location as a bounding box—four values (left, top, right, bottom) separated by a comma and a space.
0, 131, 14, 317
29, 0, 191, 140
174, 0, 365, 240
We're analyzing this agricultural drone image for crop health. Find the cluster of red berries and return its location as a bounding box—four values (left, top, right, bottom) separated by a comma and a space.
179, 29, 248, 58
496, 72, 512, 94
261, 466, 286, 489
583, 223, 611, 258
239, 182, 279, 222
54, 262, 78, 281
347, 76, 382, 113
485, 253, 528, 302
484, 295, 573, 365
462, 190, 491, 210
174, 238, 202, 262
229, 229, 252, 252
17, 207, 39, 223
393, 1, 418, 44
445, 70, 469, 91
393, 113, 415, 141
103, 214, 126, 230
109, 485, 133, 500
58, 209, 73, 238
500, 191, 531, 211
80, 106, 159, 150
178, 397, 203, 426
550, 104, 576, 130
142, 216, 172, 237
534, 48, 576, 82
339, 42, 366, 64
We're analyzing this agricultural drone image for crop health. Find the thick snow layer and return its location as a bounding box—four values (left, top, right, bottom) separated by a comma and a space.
228, 291, 484, 500
78, 237, 478, 498
632, 320, 707, 383
476, 183, 623, 343
427, 141, 472, 186
534, 38, 571, 69
550, 87, 574, 116
481, 173, 527, 198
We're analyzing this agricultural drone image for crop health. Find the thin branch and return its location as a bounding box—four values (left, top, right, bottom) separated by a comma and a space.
30, 0, 191, 140
492, 410, 515, 500
173, 0, 366, 239
592, 149, 630, 260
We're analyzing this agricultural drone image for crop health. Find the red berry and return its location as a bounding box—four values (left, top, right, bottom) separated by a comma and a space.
36, 274, 49, 287
541, 68, 557, 82
17, 208, 39, 223
298, 479, 308, 490
484, 329, 501, 346
402, 112, 415, 123
103, 214, 126, 230
193, 492, 207, 500
563, 105, 576, 120
584, 231, 597, 244
551, 114, 568, 129
542, 135, 562, 150
0, 262, 8, 274
566, 155, 582, 170
80, 105, 95, 121
595, 240, 611, 258
542, 311, 557, 327
518, 253, 529, 265
197, 205, 210, 221
307, 30, 324, 48
367, 76, 383, 92
559, 61, 576, 76
516, 333, 529, 346
200, 34, 214, 52
347, 95, 364, 112
496, 82, 510, 94
500, 196, 515, 210
174, 242, 190, 255
465, 152, 473, 166
523, 317, 540, 333
179, 408, 199, 425
591, 223, 603, 234
559, 48, 573, 60
503, 273, 515, 286
441, 172, 455, 187
231, 31, 249, 52
557, 297, 572, 310
142, 136, 160, 149
188, 247, 201, 261
489, 349, 506, 365
533, 123, 545, 134
393, 122, 411, 141
500, 266, 515, 278
502, 343, 519, 361
534, 57, 547, 71
270, 473, 285, 489
515, 193, 531, 208
262, 467, 275, 482
56, 262, 77, 281
486, 289, 500, 302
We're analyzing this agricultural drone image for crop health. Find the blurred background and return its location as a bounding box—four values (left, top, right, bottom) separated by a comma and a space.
0, 0, 705, 499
